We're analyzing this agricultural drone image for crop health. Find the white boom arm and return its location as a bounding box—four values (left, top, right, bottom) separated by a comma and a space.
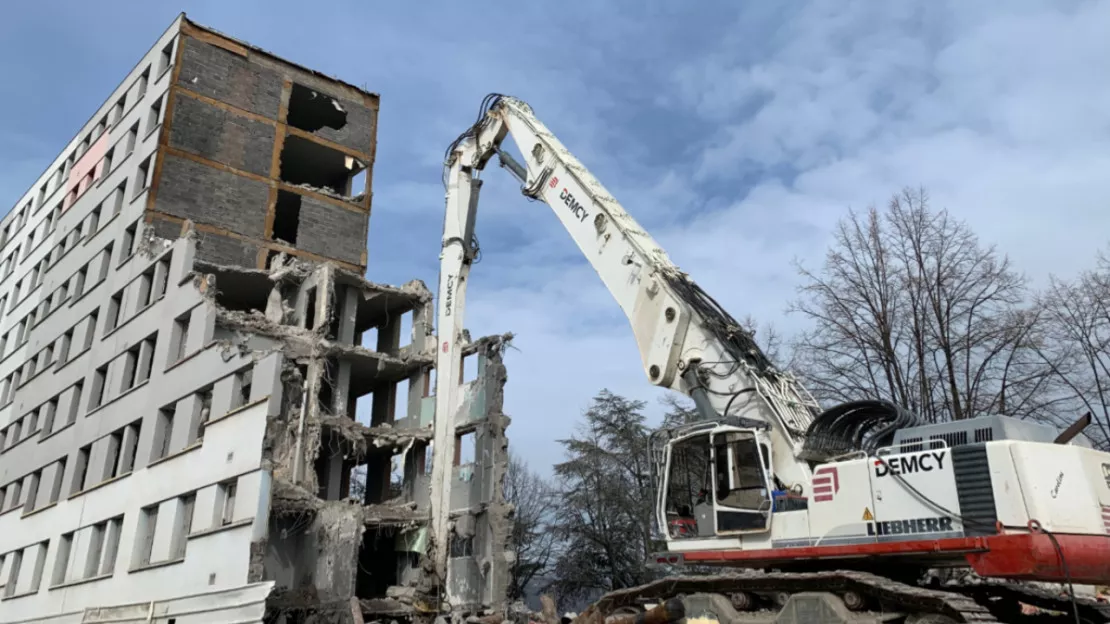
427, 95, 820, 585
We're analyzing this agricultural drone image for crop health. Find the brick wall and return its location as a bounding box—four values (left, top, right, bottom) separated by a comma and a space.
175, 37, 282, 119
149, 218, 260, 267
296, 194, 368, 265
154, 155, 269, 239
148, 31, 375, 271
169, 95, 275, 177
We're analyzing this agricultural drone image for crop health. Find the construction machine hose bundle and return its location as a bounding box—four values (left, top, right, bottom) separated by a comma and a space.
799, 399, 921, 461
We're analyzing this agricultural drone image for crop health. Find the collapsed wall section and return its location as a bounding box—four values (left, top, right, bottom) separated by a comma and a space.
145, 18, 378, 273
191, 250, 512, 622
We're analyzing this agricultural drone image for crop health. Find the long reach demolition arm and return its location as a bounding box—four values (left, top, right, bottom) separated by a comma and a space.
426, 95, 828, 583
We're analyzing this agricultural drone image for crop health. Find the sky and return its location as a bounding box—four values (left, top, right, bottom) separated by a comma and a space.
2, 1, 1109, 477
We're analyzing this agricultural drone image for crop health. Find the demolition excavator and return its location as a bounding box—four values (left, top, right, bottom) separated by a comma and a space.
429, 94, 1110, 623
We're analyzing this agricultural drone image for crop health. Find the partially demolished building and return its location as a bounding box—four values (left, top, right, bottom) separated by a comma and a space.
0, 13, 512, 624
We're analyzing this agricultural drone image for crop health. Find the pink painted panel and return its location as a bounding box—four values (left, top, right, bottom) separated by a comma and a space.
63, 131, 110, 211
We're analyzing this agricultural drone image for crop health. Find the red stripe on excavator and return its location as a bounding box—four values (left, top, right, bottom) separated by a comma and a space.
682, 533, 1110, 585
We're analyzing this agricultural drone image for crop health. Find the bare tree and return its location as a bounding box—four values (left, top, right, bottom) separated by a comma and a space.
503, 452, 558, 601
789, 187, 1062, 423
1033, 247, 1110, 449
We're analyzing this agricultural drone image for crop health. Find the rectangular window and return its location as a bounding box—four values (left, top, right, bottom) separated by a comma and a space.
104, 429, 124, 480
107, 290, 123, 333
57, 329, 73, 364
98, 242, 114, 281
41, 397, 59, 435
68, 381, 83, 425
52, 532, 73, 586
125, 122, 139, 156
28, 540, 49, 592
135, 504, 158, 567
146, 96, 163, 136
84, 310, 99, 350
120, 343, 140, 392
90, 364, 109, 410
172, 313, 191, 363
83, 521, 105, 579
123, 220, 139, 259
88, 204, 102, 235
215, 479, 237, 526
134, 156, 151, 199
72, 444, 91, 494
158, 40, 174, 74
72, 264, 88, 299
101, 147, 115, 176
110, 182, 126, 217
27, 408, 40, 436
111, 95, 125, 126
152, 405, 176, 460
137, 334, 156, 384
154, 255, 171, 300
23, 470, 41, 513
191, 387, 213, 444
234, 368, 253, 409
7, 479, 23, 512
137, 266, 154, 307
100, 516, 122, 576
49, 457, 66, 503
120, 420, 141, 474
136, 66, 150, 100
171, 493, 194, 559
3, 549, 22, 597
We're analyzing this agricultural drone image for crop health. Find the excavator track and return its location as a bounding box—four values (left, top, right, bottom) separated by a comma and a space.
951, 579, 1110, 623
574, 570, 1000, 624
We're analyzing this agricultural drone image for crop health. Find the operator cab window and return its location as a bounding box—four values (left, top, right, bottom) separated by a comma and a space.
712, 430, 771, 533
664, 433, 713, 539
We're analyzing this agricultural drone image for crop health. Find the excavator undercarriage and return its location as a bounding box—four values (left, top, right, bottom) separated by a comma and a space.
579, 572, 1110, 624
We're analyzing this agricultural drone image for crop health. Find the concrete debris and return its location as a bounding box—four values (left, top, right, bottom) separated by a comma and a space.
364, 499, 427, 527
461, 331, 515, 357
294, 181, 362, 204
318, 416, 433, 459
271, 479, 322, 516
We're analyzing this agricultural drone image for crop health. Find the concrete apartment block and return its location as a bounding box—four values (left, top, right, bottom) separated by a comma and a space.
0, 13, 512, 624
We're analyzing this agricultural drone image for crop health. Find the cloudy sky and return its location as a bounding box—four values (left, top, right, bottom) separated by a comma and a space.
2, 1, 1108, 476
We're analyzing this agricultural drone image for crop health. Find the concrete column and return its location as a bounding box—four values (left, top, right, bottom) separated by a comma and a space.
405, 368, 425, 423
331, 360, 352, 416
377, 315, 402, 354
370, 382, 396, 427
337, 285, 359, 345
325, 452, 344, 500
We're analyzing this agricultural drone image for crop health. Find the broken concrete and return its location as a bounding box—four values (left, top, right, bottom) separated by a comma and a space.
187, 250, 513, 623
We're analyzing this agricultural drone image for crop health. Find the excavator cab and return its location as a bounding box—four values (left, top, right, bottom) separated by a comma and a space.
711, 429, 773, 533
660, 425, 773, 539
